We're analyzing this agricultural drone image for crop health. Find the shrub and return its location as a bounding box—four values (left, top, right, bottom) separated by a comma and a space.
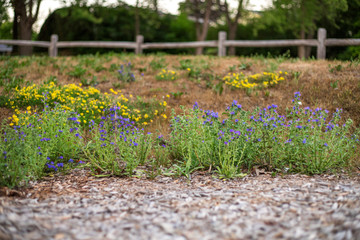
168, 92, 359, 178
83, 107, 153, 177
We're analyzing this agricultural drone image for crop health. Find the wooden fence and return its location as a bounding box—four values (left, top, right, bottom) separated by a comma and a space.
1, 28, 359, 59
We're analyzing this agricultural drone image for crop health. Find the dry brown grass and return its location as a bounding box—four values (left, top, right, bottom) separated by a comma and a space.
1, 55, 360, 128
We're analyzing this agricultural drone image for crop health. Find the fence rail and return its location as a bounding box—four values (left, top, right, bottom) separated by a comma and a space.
142, 41, 218, 49
224, 39, 318, 47
1, 28, 360, 59
0, 39, 50, 48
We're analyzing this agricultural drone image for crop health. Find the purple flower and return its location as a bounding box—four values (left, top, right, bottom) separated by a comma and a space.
75, 133, 82, 138
68, 159, 74, 163
67, 117, 78, 121
302, 138, 306, 144
57, 163, 64, 168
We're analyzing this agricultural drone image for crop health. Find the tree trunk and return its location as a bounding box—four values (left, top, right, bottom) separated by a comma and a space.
217, 0, 243, 56
228, 23, 237, 56
19, 19, 33, 55
305, 31, 314, 58
135, 0, 140, 40
12, 7, 18, 54
153, 0, 158, 13
298, 28, 306, 59
195, 0, 212, 55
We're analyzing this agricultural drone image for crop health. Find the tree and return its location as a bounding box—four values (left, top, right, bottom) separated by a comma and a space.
216, 0, 248, 55
11, 0, 42, 55
0, 0, 12, 39
180, 0, 223, 55
0, 0, 9, 24
134, 0, 160, 40
261, 0, 347, 58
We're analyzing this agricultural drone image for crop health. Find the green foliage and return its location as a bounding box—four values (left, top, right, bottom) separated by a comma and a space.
117, 62, 136, 83
328, 64, 343, 73
0, 57, 30, 92
68, 65, 87, 78
0, 0, 9, 25
171, 91, 184, 99
260, 0, 347, 38
81, 76, 99, 87
150, 57, 167, 70
0, 21, 12, 39
178, 59, 194, 70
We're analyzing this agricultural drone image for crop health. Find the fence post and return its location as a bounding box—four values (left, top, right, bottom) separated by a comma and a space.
136, 35, 144, 54
317, 28, 326, 60
49, 34, 58, 57
218, 31, 227, 57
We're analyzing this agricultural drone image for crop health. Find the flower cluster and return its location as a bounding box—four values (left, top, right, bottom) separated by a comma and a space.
7, 82, 167, 127
0, 104, 84, 187
117, 62, 136, 83
223, 71, 287, 89
84, 107, 153, 176
156, 69, 177, 81
170, 92, 359, 177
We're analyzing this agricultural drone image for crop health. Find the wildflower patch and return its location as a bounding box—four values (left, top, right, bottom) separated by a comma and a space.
6, 82, 167, 127
223, 71, 288, 89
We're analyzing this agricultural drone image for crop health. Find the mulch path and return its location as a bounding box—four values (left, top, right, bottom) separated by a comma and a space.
1, 168, 360, 240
